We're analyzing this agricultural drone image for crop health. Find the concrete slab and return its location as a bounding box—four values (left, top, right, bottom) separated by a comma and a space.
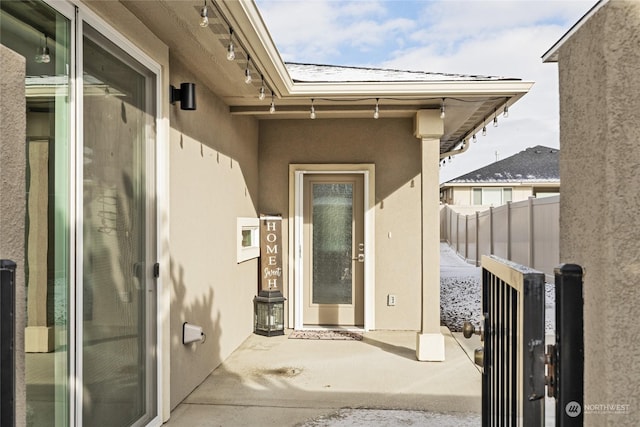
165, 327, 480, 426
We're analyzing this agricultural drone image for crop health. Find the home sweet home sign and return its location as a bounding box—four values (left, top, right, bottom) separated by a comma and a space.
260, 215, 282, 293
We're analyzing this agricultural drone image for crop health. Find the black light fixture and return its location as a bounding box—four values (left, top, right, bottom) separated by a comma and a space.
170, 83, 196, 110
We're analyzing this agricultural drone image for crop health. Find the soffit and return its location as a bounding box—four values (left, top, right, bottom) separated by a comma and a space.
122, 0, 533, 153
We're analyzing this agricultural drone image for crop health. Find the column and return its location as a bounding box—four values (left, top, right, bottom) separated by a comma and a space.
414, 110, 445, 361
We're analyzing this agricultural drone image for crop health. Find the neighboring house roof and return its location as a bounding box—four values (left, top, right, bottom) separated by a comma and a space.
286, 62, 517, 83
443, 145, 560, 185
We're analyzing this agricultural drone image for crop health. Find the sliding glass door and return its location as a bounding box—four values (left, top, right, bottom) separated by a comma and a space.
81, 22, 157, 427
1, 1, 159, 425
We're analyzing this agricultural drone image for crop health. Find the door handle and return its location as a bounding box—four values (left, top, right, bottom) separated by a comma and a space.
463, 319, 485, 368
352, 254, 365, 262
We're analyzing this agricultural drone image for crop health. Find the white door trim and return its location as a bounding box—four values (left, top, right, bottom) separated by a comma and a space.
288, 164, 375, 331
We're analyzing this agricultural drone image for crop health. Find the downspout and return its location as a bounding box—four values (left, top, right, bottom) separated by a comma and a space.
440, 140, 470, 160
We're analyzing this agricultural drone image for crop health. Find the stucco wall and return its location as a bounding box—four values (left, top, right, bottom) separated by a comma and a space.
557, 1, 640, 425
168, 58, 260, 408
259, 118, 422, 330
0, 44, 27, 427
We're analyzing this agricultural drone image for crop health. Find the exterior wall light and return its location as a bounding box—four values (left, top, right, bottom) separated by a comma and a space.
170, 83, 196, 110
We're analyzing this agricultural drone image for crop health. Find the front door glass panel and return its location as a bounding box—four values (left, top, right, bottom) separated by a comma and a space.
311, 183, 354, 305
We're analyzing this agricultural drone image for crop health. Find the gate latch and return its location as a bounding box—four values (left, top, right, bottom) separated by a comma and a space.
462, 320, 484, 341
545, 344, 557, 398
462, 320, 485, 368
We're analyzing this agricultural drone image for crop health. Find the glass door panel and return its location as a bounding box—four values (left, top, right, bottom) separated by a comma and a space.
82, 23, 156, 426
312, 183, 354, 304
0, 1, 72, 425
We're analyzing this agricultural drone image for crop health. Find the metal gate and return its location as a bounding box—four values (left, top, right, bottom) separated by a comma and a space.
1, 259, 17, 427
464, 255, 584, 427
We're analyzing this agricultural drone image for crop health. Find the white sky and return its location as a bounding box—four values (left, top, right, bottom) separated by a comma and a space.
255, 0, 595, 183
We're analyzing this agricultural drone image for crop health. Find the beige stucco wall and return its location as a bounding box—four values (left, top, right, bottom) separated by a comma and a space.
0, 44, 27, 427
168, 57, 260, 408
259, 118, 423, 330
557, 1, 640, 425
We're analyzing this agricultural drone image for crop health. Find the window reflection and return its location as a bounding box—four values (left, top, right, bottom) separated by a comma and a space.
0, 1, 71, 426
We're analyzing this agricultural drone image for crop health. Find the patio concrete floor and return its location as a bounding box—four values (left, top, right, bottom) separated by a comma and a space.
164, 327, 482, 426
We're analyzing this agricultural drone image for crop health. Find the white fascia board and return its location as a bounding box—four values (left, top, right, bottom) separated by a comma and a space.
286, 80, 534, 99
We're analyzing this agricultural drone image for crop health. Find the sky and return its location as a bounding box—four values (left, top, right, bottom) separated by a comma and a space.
255, 0, 596, 183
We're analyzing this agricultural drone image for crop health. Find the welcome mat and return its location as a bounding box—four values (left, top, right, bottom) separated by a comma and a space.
289, 330, 363, 341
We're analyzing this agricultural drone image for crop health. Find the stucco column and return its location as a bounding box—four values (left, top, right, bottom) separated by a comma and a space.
414, 110, 445, 361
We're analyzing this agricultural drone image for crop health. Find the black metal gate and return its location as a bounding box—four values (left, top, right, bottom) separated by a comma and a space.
1, 259, 17, 427
464, 256, 584, 427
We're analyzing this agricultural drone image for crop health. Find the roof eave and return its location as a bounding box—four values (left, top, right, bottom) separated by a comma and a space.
542, 0, 608, 63
231, 1, 533, 100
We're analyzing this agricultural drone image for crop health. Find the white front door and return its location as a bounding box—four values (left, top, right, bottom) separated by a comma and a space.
301, 174, 365, 327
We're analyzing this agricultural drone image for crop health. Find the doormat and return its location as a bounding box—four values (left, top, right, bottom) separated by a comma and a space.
289, 330, 363, 341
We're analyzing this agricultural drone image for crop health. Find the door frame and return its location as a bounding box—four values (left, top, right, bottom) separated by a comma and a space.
289, 164, 375, 331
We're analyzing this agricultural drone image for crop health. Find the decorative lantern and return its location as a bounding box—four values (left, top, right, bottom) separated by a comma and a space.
253, 215, 286, 336
253, 291, 285, 336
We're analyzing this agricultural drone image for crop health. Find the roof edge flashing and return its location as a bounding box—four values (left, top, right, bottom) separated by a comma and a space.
542, 0, 609, 63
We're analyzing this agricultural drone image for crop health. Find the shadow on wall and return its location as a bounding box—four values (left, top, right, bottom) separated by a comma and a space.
169, 258, 222, 409
169, 58, 259, 214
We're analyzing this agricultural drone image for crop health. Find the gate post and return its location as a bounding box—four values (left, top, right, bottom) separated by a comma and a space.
1, 260, 17, 427
554, 264, 584, 425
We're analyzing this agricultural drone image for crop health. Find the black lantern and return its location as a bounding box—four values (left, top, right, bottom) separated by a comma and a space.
253, 290, 285, 336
